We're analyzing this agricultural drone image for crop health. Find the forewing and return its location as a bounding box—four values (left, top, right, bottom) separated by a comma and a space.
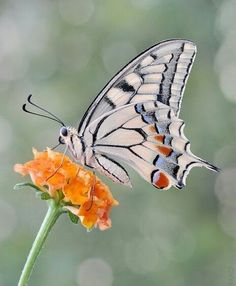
84, 101, 217, 190
78, 39, 196, 136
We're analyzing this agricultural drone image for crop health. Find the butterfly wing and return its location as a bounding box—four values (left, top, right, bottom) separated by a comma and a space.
78, 39, 196, 136
78, 39, 218, 189
82, 101, 218, 190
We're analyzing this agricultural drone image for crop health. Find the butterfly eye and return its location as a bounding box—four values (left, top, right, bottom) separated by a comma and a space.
59, 136, 65, 145
60, 126, 68, 137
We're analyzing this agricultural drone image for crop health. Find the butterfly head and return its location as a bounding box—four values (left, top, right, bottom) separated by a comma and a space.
58, 126, 69, 144
59, 126, 84, 163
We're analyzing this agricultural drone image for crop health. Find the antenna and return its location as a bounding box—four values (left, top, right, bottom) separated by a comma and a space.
22, 95, 65, 126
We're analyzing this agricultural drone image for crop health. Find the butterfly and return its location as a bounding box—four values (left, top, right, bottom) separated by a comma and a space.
24, 39, 219, 190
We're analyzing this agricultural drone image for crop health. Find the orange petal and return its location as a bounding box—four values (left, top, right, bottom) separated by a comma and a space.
63, 178, 90, 205
13, 164, 28, 176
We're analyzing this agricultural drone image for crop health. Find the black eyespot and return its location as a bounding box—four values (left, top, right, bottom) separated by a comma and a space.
60, 126, 68, 137
59, 136, 65, 144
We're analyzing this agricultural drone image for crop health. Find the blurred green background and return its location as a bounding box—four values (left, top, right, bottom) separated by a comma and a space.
0, 0, 236, 285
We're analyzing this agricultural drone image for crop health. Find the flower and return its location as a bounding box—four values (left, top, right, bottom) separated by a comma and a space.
14, 148, 118, 230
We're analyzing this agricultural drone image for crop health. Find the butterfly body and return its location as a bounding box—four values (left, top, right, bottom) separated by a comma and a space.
54, 39, 219, 190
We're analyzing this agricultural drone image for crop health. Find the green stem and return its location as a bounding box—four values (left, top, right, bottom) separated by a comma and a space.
18, 200, 62, 286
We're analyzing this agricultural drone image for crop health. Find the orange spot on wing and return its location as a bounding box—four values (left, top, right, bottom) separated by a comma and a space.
157, 146, 173, 156
149, 125, 157, 133
154, 135, 164, 143
153, 171, 170, 189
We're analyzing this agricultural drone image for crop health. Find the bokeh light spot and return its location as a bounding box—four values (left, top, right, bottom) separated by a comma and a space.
0, 16, 28, 81
77, 258, 113, 286
215, 168, 236, 238
215, 0, 236, 103
215, 0, 236, 33
139, 209, 196, 263
219, 64, 236, 103
214, 144, 236, 169
215, 168, 236, 208
60, 33, 93, 73
125, 237, 164, 273
59, 0, 94, 26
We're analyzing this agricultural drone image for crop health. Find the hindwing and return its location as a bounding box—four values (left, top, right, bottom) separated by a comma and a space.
83, 101, 218, 190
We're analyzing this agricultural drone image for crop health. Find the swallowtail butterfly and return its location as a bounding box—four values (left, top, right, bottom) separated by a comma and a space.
24, 39, 219, 190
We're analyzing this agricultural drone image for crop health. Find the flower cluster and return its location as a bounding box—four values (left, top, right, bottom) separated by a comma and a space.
14, 148, 118, 230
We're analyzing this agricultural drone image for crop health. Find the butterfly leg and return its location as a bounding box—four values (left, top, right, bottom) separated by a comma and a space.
86, 171, 96, 211
46, 146, 68, 182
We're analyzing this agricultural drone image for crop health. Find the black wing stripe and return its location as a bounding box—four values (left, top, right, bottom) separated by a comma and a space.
104, 96, 116, 108
95, 154, 129, 184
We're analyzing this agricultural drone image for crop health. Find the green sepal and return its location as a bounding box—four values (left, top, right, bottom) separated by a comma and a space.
13, 182, 43, 193
68, 211, 79, 224
40, 192, 51, 200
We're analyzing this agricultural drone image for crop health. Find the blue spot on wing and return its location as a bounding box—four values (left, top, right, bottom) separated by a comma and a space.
142, 113, 157, 124
154, 155, 179, 179
156, 122, 170, 134
135, 103, 145, 114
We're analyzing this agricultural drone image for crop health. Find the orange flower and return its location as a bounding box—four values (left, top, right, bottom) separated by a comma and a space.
66, 178, 119, 230
14, 148, 118, 230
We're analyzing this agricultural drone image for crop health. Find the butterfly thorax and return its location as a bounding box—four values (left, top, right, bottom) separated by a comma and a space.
59, 126, 85, 165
